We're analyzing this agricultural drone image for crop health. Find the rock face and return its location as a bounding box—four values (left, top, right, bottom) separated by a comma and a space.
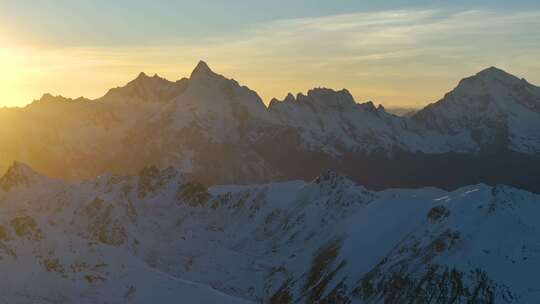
1, 63, 540, 192
1, 164, 540, 303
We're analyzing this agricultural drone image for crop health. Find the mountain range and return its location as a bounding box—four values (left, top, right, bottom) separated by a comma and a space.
1, 61, 540, 192
1, 162, 539, 303
2, 62, 540, 303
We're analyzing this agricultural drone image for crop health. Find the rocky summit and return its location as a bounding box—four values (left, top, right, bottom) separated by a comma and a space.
1, 63, 540, 193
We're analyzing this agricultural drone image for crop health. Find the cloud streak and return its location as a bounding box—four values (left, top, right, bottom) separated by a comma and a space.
1, 8, 540, 107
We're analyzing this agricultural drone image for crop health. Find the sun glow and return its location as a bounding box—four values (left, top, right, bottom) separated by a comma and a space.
1, 8, 539, 108
0, 48, 21, 107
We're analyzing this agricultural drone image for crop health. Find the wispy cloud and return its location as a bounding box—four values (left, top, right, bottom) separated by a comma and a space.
2, 8, 540, 107
226, 9, 540, 62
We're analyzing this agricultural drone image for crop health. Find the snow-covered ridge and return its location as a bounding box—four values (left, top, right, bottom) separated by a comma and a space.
1, 163, 540, 303
0, 62, 539, 185
11, 62, 540, 155
414, 67, 540, 153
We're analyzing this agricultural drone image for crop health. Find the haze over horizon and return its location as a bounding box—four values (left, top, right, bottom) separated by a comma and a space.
1, 0, 540, 108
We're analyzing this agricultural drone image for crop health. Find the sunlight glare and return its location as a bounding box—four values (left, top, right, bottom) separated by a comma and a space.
0, 47, 24, 107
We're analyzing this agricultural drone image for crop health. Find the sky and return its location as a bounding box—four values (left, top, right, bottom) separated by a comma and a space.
1, 0, 540, 108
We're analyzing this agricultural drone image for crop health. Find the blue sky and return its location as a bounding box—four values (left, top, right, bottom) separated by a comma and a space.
1, 0, 539, 107
3, 0, 539, 46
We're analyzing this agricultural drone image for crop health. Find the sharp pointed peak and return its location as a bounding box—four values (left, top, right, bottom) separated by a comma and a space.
476, 66, 513, 78
484, 66, 506, 72
131, 71, 169, 82
125, 72, 151, 86
125, 71, 172, 88
283, 93, 296, 102
268, 93, 298, 109
136, 71, 150, 79
0, 162, 41, 192
190, 60, 217, 79
195, 60, 210, 69
8, 161, 40, 176
359, 101, 378, 113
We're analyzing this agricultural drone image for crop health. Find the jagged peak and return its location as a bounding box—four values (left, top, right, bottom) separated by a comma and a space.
17, 92, 95, 110
190, 60, 217, 79
128, 71, 171, 86
311, 170, 352, 187
133, 71, 165, 80
476, 66, 512, 78
358, 101, 378, 113
306, 87, 353, 99
269, 93, 298, 106
136, 71, 150, 80
301, 88, 355, 110
4, 161, 36, 175
101, 71, 183, 103
35, 93, 72, 103
26, 94, 92, 108
359, 101, 391, 115
284, 93, 296, 103
0, 161, 41, 192
270, 88, 355, 110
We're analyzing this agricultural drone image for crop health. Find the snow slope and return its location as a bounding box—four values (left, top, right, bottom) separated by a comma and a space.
1, 163, 539, 303
0, 163, 251, 303
414, 67, 540, 153
268, 88, 474, 155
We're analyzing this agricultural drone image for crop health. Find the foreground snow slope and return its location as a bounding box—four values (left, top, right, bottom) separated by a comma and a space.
1, 163, 539, 303
0, 163, 250, 304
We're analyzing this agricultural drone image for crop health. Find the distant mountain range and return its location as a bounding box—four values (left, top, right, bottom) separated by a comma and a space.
1, 162, 539, 302
1, 62, 540, 192
384, 107, 418, 117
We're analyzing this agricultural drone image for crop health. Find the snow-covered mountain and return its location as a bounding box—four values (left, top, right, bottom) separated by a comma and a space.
0, 162, 250, 304
1, 62, 539, 191
0, 61, 277, 184
1, 163, 540, 303
414, 67, 540, 154
267, 88, 471, 155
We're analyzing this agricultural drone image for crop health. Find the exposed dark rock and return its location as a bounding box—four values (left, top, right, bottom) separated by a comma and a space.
0, 224, 11, 241
304, 239, 346, 303
270, 280, 294, 304
427, 205, 450, 222
11, 215, 42, 241
84, 197, 127, 246
355, 266, 497, 304
176, 181, 211, 206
